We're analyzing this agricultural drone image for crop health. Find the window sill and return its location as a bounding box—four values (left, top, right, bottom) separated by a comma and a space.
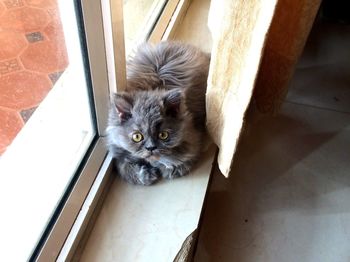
67, 0, 215, 260
76, 145, 216, 261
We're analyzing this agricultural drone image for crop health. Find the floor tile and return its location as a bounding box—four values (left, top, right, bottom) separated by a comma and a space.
25, 31, 45, 43
0, 30, 27, 60
0, 71, 52, 110
43, 19, 65, 42
297, 21, 350, 69
195, 103, 350, 262
46, 6, 60, 22
286, 21, 350, 113
20, 106, 37, 123
25, 0, 57, 9
0, 58, 22, 75
20, 39, 68, 73
3, 0, 25, 9
0, 0, 66, 155
0, 107, 23, 154
0, 6, 49, 33
286, 62, 350, 113
48, 71, 63, 84
0, 2, 5, 16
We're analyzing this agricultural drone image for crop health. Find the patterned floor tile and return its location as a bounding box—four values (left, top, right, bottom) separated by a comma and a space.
20, 40, 68, 73
0, 58, 22, 75
48, 71, 63, 84
26, 0, 57, 8
44, 19, 64, 42
46, 7, 60, 21
25, 31, 44, 43
3, 0, 24, 9
20, 106, 37, 122
0, 71, 52, 110
0, 6, 49, 32
0, 107, 23, 154
0, 2, 5, 16
0, 30, 27, 60
0, 0, 66, 155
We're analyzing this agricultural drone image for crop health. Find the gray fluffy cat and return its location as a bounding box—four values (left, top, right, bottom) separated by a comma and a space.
107, 41, 210, 185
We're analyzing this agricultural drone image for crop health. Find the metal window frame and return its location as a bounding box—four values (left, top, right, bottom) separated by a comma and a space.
32, 0, 190, 260
32, 0, 112, 260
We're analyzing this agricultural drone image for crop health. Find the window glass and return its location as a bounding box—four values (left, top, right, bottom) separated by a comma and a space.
124, 0, 168, 54
0, 1, 95, 260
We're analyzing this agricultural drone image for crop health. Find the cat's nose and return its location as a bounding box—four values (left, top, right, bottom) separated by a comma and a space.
145, 146, 157, 152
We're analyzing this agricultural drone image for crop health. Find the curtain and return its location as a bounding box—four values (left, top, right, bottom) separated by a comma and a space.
206, 0, 320, 177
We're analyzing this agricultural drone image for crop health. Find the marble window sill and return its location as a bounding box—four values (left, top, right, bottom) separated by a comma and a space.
75, 0, 215, 260
77, 145, 216, 261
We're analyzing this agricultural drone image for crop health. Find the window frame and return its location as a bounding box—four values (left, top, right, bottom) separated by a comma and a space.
32, 0, 191, 260
32, 0, 112, 260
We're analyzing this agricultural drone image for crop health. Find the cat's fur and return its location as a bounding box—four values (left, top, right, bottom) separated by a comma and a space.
107, 41, 210, 185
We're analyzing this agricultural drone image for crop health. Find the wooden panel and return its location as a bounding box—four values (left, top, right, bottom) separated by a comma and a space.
254, 0, 321, 113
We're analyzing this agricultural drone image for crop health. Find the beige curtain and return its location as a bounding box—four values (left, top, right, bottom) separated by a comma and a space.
206, 0, 321, 177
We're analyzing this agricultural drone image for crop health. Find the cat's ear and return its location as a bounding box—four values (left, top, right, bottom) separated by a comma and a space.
113, 92, 133, 122
163, 89, 183, 118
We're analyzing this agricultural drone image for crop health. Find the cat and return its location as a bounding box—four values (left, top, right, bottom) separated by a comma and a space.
107, 41, 210, 185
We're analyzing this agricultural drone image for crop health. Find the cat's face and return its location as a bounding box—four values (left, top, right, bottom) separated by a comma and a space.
108, 89, 187, 162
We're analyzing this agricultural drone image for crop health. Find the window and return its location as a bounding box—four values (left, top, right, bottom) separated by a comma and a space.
0, 0, 108, 260
0, 0, 183, 260
123, 0, 168, 54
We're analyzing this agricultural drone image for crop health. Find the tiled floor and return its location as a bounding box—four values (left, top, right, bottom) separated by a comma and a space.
194, 20, 350, 261
0, 0, 67, 154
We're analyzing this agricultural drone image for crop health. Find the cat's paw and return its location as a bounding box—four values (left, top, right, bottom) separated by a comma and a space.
137, 166, 160, 186
162, 165, 188, 179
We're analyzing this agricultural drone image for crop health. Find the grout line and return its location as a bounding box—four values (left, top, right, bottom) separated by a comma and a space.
284, 100, 350, 115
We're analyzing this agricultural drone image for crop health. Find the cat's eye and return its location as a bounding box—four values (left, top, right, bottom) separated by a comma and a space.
132, 132, 144, 143
158, 131, 169, 140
